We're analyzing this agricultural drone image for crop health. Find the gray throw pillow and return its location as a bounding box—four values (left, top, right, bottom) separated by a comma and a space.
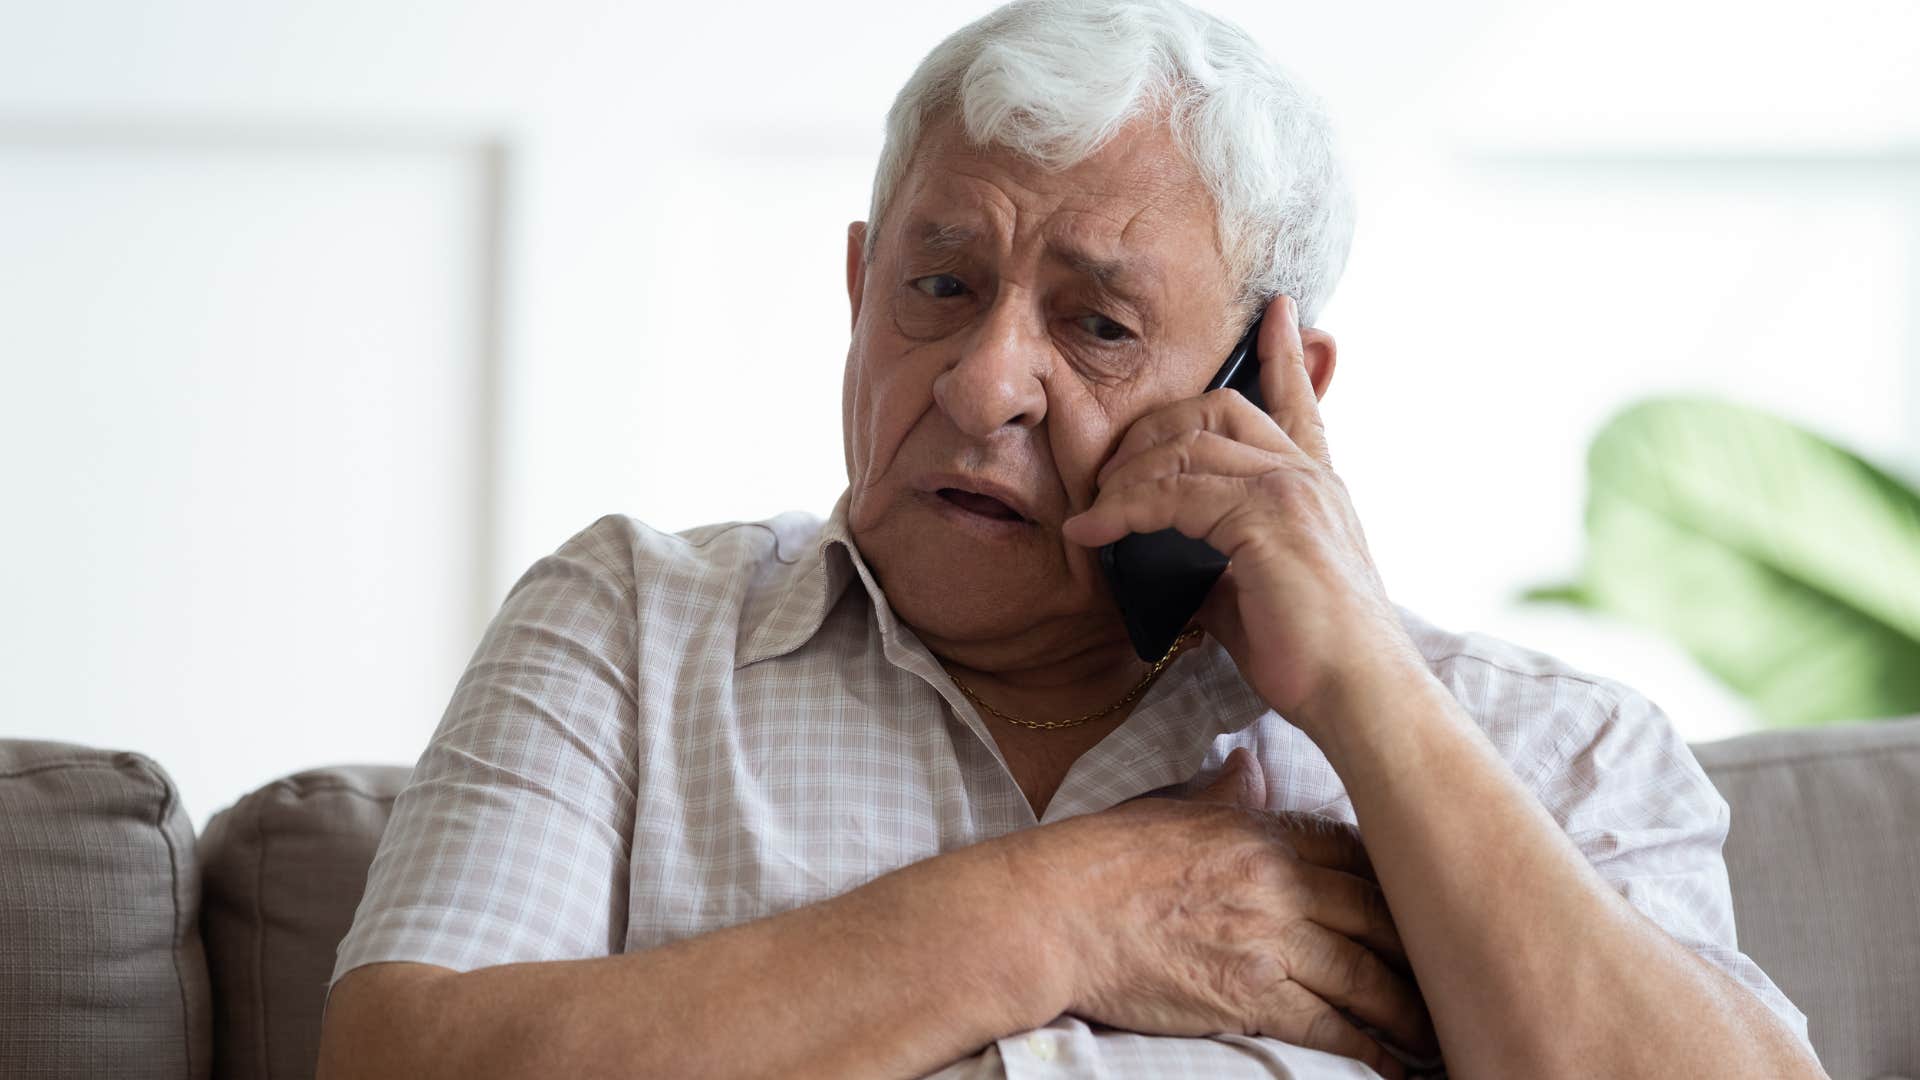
197, 764, 409, 1080
0, 739, 212, 1079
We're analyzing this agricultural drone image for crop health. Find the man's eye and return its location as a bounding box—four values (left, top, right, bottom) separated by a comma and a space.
912, 274, 967, 299
1077, 313, 1133, 342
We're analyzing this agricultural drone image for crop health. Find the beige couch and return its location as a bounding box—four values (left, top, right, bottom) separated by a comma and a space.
3, 720, 1917, 1079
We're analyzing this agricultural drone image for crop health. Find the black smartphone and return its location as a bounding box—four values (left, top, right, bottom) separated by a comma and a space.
1097, 311, 1267, 661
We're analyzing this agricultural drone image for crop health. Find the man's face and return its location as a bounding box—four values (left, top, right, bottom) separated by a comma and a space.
842, 114, 1244, 657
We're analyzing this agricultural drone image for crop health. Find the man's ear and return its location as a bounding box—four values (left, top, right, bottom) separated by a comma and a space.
846, 221, 869, 332
1301, 326, 1337, 402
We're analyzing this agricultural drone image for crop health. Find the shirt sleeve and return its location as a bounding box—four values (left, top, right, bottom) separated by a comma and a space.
329, 517, 639, 989
1528, 678, 1813, 1050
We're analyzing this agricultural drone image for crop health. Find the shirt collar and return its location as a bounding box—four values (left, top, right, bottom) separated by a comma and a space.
735, 489, 902, 669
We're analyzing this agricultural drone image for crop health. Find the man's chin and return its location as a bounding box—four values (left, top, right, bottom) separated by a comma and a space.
854, 500, 1102, 649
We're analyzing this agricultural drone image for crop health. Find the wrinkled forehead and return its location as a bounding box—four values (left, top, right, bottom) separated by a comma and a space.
883, 114, 1226, 276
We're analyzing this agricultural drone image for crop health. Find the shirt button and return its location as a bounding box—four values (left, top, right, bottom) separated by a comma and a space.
1025, 1033, 1058, 1062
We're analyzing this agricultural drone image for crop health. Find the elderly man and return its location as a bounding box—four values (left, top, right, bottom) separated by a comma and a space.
318, 1, 1822, 1077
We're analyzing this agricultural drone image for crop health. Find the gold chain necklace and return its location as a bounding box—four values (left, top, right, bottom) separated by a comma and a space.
946, 628, 1203, 731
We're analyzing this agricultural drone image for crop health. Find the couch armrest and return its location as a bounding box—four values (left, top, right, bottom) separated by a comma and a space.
1694, 717, 1920, 1080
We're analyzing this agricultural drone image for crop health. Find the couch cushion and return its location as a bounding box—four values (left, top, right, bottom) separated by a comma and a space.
1694, 717, 1920, 1080
197, 764, 409, 1080
0, 739, 212, 1079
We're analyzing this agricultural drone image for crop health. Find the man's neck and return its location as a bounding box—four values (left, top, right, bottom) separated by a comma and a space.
921, 625, 1208, 817
927, 631, 1155, 731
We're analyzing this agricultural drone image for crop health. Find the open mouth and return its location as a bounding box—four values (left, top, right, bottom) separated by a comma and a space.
937, 487, 1027, 523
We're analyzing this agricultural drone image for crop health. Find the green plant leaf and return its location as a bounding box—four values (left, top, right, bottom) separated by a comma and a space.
1539, 396, 1920, 727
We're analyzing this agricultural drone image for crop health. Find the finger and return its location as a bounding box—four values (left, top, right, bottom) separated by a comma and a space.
1194, 564, 1250, 661
1256, 295, 1332, 469
1259, 981, 1408, 1080
1096, 386, 1292, 489
1096, 428, 1287, 495
1187, 747, 1266, 808
1293, 864, 1406, 970
1061, 472, 1262, 549
1261, 813, 1377, 882
1280, 921, 1438, 1061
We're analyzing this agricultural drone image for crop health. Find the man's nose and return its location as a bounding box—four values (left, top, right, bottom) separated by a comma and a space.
932, 301, 1048, 439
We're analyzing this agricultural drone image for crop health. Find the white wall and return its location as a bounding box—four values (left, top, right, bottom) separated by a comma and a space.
0, 130, 498, 824
2, 0, 1915, 823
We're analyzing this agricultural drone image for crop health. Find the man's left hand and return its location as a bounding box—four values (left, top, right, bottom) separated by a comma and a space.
1062, 295, 1424, 733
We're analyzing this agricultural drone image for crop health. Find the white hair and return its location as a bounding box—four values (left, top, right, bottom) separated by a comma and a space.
865, 0, 1354, 327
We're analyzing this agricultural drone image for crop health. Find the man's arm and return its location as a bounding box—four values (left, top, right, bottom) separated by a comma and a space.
319, 829, 1071, 1080
1299, 656, 1823, 1079
321, 754, 1434, 1079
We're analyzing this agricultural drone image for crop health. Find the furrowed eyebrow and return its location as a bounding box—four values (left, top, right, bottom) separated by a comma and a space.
1059, 246, 1160, 293
905, 218, 1161, 307
912, 220, 980, 255
1053, 240, 1164, 313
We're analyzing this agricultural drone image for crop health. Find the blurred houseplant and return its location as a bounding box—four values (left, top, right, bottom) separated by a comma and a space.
1528, 397, 1920, 727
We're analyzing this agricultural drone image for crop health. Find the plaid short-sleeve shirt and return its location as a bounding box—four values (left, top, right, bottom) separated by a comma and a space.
332, 494, 1809, 1077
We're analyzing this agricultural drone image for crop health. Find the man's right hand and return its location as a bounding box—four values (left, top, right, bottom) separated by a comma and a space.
1024, 747, 1436, 1079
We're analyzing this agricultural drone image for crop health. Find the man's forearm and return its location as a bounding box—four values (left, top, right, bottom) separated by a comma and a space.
319, 831, 1074, 1080
1304, 660, 1825, 1080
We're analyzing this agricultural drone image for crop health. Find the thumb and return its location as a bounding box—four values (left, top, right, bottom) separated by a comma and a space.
1188, 747, 1266, 808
